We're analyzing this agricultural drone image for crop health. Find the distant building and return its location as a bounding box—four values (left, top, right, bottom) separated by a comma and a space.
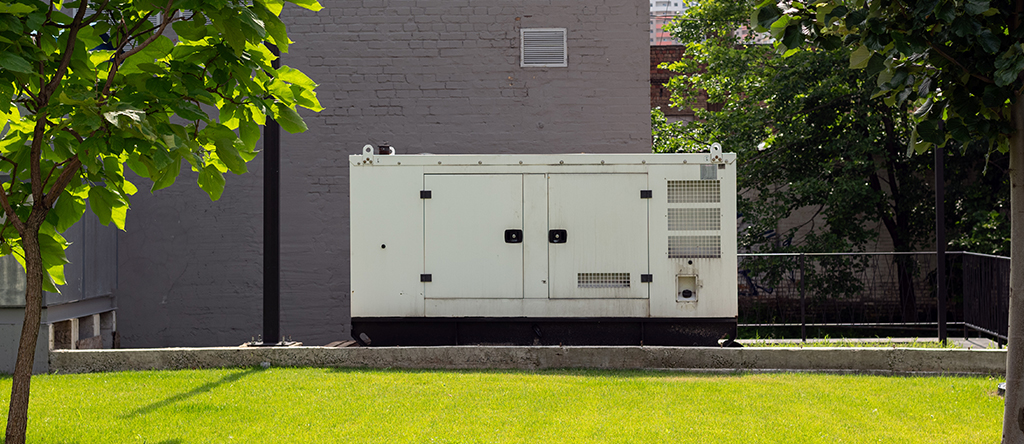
650, 1, 687, 45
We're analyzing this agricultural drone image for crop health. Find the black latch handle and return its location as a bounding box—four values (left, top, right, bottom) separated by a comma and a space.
505, 229, 523, 243
549, 229, 567, 244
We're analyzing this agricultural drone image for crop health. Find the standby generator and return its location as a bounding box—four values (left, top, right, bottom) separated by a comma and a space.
349, 145, 737, 346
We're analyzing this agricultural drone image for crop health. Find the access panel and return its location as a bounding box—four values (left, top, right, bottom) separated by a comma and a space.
423, 174, 524, 299
547, 173, 649, 299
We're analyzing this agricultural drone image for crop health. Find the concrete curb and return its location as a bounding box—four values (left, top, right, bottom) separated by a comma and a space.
49, 346, 1007, 376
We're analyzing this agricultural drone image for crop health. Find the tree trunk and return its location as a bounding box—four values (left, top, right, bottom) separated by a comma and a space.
1003, 90, 1024, 443
4, 226, 43, 444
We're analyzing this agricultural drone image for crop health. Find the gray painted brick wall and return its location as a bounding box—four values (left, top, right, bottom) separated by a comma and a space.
114, 0, 651, 347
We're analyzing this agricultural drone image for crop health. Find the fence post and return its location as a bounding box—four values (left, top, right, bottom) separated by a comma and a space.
935, 144, 947, 345
800, 253, 806, 343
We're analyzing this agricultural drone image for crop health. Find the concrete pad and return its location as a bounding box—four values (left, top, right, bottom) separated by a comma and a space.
49, 346, 1007, 376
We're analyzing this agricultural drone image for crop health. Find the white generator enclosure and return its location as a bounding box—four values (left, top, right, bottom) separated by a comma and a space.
350, 146, 737, 346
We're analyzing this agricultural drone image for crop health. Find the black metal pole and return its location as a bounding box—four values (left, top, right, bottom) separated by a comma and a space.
936, 144, 947, 345
800, 253, 806, 343
262, 44, 281, 345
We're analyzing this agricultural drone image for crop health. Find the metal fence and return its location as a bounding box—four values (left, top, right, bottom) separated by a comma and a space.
737, 252, 1009, 343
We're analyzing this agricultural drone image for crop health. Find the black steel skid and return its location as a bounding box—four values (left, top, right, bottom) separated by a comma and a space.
351, 317, 737, 347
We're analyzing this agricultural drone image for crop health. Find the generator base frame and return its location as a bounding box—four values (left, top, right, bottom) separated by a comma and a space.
352, 317, 737, 346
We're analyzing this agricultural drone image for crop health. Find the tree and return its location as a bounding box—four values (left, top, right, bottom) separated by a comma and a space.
0, 0, 323, 442
752, 0, 1024, 440
655, 0, 1009, 322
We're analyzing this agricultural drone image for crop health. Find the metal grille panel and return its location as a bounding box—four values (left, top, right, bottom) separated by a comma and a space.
521, 29, 567, 67
668, 208, 720, 231
668, 236, 721, 258
578, 272, 631, 288
667, 180, 720, 203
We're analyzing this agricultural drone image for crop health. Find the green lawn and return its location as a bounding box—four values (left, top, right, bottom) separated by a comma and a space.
0, 368, 1004, 443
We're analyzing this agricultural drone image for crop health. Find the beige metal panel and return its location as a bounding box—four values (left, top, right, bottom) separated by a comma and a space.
647, 156, 738, 318
350, 163, 426, 317
548, 173, 649, 299
523, 174, 550, 299
425, 298, 650, 318
424, 174, 524, 299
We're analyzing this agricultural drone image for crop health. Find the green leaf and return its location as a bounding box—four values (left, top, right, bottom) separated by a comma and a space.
276, 66, 317, 89
198, 164, 226, 201
151, 157, 181, 191
88, 186, 128, 230
214, 136, 248, 174
53, 190, 87, 233
170, 101, 208, 122
965, 0, 990, 15
0, 52, 33, 73
284, 0, 323, 12
171, 17, 207, 41
916, 119, 943, 145
781, 25, 803, 51
253, 2, 289, 52
272, 103, 307, 133
0, 2, 36, 14
913, 97, 933, 118
849, 45, 871, 69
755, 5, 782, 31
977, 29, 1001, 54
934, 0, 955, 23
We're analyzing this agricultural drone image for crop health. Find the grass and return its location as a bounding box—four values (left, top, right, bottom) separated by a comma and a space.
0, 368, 1004, 443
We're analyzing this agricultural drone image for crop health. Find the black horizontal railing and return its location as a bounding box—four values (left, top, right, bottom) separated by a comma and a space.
736, 251, 1008, 344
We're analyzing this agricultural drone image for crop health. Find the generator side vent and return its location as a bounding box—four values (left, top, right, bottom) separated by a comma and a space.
578, 272, 631, 288
668, 208, 720, 231
668, 236, 721, 258
668, 180, 720, 203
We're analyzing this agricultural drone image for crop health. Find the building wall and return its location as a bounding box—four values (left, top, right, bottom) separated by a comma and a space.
114, 0, 651, 347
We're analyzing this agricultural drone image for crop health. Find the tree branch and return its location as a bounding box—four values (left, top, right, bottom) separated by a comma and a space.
42, 158, 82, 209
102, 1, 177, 95
40, 0, 91, 105
928, 42, 993, 84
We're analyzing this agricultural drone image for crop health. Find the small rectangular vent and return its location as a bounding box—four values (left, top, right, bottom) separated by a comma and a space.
668, 236, 721, 258
668, 208, 721, 231
521, 28, 567, 67
578, 272, 630, 288
668, 180, 720, 203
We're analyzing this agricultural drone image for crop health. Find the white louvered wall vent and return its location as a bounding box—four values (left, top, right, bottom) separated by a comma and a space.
521, 28, 567, 67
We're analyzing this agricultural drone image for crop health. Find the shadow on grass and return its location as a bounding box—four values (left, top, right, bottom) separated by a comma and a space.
322, 367, 750, 379
119, 368, 262, 419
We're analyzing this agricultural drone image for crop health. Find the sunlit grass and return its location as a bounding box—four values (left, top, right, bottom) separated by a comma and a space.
0, 368, 1004, 443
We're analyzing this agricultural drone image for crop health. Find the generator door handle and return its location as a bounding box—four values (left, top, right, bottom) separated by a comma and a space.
504, 229, 523, 243
549, 229, 567, 244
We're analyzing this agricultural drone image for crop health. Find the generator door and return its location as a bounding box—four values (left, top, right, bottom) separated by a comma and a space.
423, 174, 524, 299
547, 173, 649, 299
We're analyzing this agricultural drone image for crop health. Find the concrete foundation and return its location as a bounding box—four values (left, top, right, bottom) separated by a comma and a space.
50, 346, 1007, 376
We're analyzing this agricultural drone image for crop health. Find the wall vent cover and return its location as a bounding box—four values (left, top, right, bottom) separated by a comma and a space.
521, 28, 567, 67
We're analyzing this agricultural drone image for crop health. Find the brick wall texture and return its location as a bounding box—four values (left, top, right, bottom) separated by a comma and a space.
114, 0, 652, 347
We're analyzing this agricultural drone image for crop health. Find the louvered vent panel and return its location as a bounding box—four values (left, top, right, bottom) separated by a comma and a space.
668, 236, 721, 258
578, 272, 630, 288
521, 28, 567, 67
667, 180, 720, 203
668, 208, 720, 231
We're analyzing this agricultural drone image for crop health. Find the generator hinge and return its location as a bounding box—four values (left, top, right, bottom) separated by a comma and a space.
420, 190, 431, 199
641, 274, 653, 283
640, 190, 652, 199
420, 274, 432, 282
